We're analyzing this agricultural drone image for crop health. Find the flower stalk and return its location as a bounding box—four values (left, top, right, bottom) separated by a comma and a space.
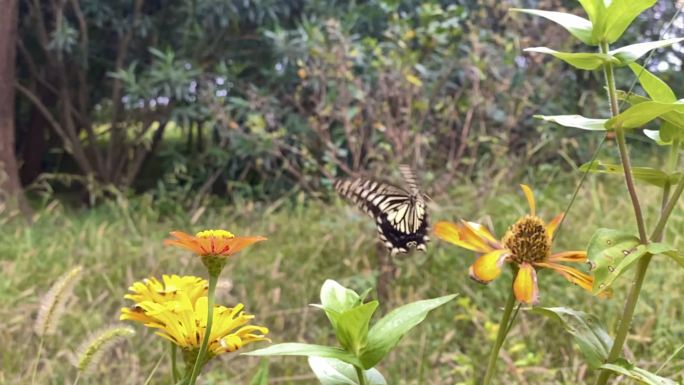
355, 365, 368, 385
187, 272, 219, 385
482, 288, 517, 385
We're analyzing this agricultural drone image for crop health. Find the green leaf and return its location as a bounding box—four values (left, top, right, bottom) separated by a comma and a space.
308, 357, 387, 385
617, 91, 684, 132
319, 280, 362, 315
245, 343, 362, 367
533, 307, 612, 369
334, 301, 379, 355
534, 114, 607, 131
611, 38, 684, 65
601, 358, 678, 385
509, 9, 594, 45
249, 360, 269, 385
524, 47, 618, 70
606, 101, 684, 129
586, 229, 661, 295
628, 63, 676, 102
359, 294, 456, 369
603, 0, 657, 44
579, 161, 679, 188
578, 0, 606, 44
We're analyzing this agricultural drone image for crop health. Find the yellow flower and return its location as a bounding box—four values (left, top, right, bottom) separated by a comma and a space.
434, 185, 594, 304
121, 276, 269, 359
120, 275, 207, 324
164, 229, 266, 258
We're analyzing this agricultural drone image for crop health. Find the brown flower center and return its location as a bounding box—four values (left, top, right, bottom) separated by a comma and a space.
502, 215, 551, 263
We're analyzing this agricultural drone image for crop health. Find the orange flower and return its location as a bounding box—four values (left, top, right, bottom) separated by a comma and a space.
434, 185, 594, 304
165, 229, 266, 258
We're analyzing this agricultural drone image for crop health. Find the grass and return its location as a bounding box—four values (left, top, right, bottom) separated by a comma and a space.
1, 173, 683, 385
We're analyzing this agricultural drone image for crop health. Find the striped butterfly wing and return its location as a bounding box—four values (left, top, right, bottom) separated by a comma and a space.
334, 166, 429, 255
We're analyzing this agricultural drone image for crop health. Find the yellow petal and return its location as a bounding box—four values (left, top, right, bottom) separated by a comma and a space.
520, 184, 536, 217
547, 251, 587, 263
513, 263, 539, 304
469, 249, 509, 283
434, 221, 495, 253
535, 261, 593, 292
546, 213, 564, 239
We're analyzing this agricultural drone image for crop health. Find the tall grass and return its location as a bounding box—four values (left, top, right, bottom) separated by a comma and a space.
2, 175, 683, 384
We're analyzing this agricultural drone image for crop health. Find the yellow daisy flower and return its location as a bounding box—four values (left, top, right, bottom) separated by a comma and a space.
121, 276, 269, 359
434, 185, 593, 304
164, 229, 266, 258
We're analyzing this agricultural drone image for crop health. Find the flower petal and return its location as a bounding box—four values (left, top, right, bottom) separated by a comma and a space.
535, 261, 593, 293
546, 213, 564, 239
520, 184, 536, 217
225, 236, 268, 255
547, 251, 587, 263
469, 249, 509, 283
513, 263, 539, 304
434, 221, 496, 253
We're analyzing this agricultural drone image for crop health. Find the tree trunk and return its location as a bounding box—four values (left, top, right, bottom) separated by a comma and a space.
0, 0, 30, 215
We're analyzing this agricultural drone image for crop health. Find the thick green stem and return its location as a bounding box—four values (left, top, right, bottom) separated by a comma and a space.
593, 40, 652, 385
187, 273, 218, 385
482, 289, 517, 385
600, 41, 648, 243
171, 342, 180, 383
355, 365, 367, 385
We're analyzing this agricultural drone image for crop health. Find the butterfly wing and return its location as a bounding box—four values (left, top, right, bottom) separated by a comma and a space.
334, 170, 429, 255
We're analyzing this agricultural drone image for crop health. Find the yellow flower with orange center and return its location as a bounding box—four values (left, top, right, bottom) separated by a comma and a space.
164, 229, 266, 257
121, 276, 270, 359
434, 185, 594, 304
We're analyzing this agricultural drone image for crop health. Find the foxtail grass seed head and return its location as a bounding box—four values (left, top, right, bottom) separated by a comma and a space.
72, 326, 135, 375
34, 266, 83, 336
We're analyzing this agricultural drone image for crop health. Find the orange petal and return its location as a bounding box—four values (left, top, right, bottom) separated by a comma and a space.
163, 239, 204, 254
520, 184, 536, 217
535, 261, 592, 292
546, 213, 564, 239
547, 251, 587, 263
513, 263, 539, 304
469, 249, 509, 283
434, 221, 495, 253
225, 236, 268, 255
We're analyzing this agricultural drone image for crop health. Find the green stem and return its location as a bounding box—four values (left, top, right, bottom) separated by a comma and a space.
171, 342, 180, 383
30, 337, 44, 385
355, 365, 367, 385
187, 273, 218, 385
594, 43, 683, 385
482, 289, 517, 385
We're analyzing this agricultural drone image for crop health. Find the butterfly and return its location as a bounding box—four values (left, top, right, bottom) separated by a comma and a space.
334, 164, 429, 256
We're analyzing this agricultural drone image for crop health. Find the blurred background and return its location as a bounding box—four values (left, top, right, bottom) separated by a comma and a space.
1, 0, 683, 384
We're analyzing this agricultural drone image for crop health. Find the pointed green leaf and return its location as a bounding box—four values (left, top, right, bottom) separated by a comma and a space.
334, 301, 379, 355
578, 0, 606, 43
587, 228, 650, 294
524, 47, 617, 70
308, 357, 387, 385
606, 101, 684, 129
249, 360, 269, 385
245, 343, 362, 367
601, 358, 678, 385
579, 161, 679, 188
617, 91, 684, 131
604, 0, 657, 43
359, 294, 456, 369
611, 38, 684, 65
533, 307, 612, 369
319, 280, 362, 315
509, 9, 594, 45
535, 114, 607, 131
628, 63, 676, 102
